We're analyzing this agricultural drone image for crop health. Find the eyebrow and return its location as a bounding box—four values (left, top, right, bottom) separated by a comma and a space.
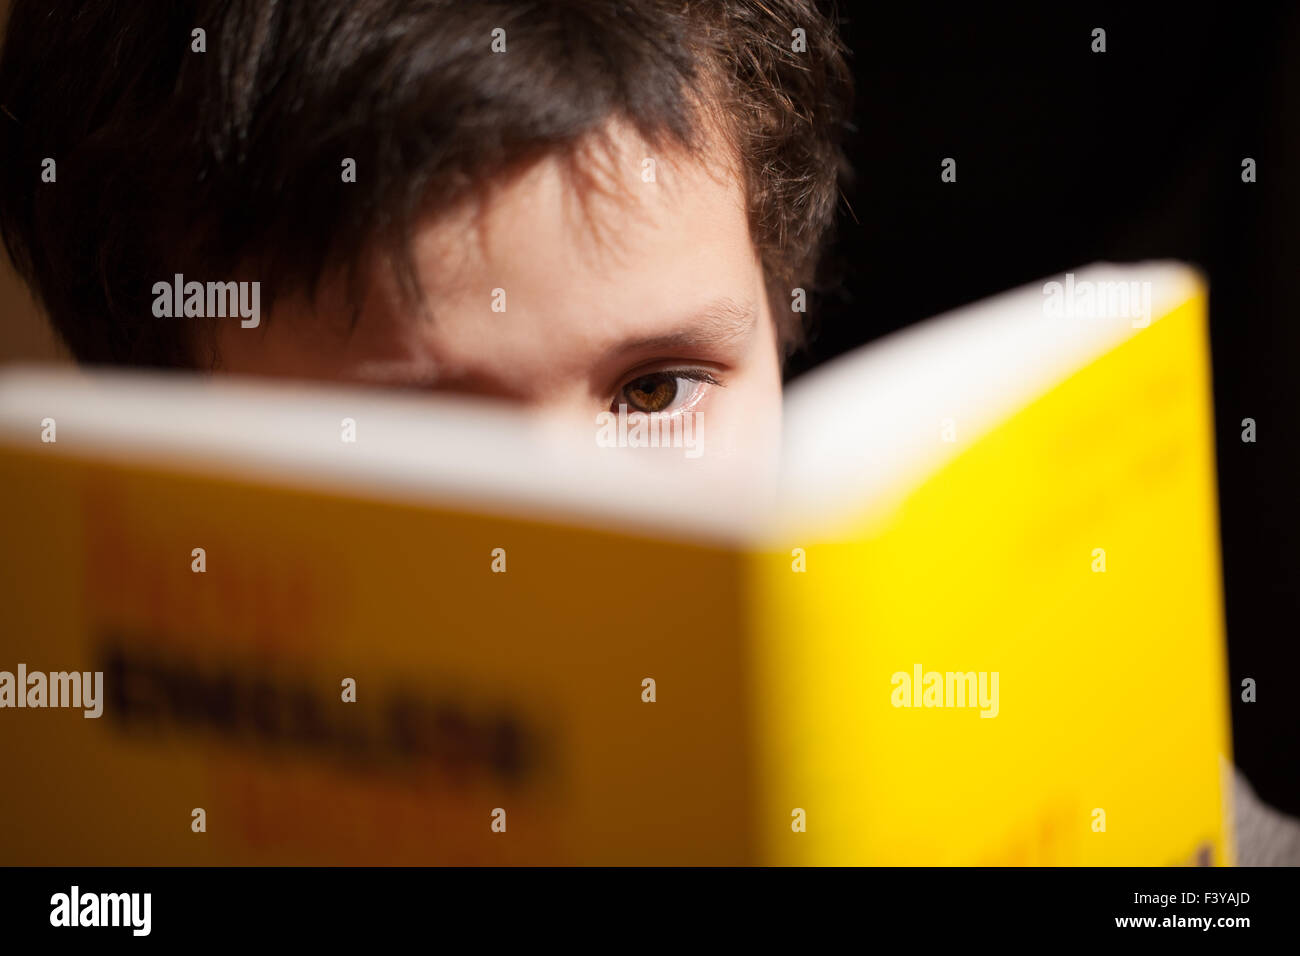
598, 297, 757, 365
352, 356, 444, 389
351, 296, 758, 393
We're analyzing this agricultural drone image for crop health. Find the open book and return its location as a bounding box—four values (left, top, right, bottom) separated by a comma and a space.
0, 261, 1230, 865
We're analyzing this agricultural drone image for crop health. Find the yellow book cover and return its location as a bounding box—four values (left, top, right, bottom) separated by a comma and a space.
0, 261, 1230, 865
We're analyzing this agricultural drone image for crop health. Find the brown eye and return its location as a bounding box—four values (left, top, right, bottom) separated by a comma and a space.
623, 373, 678, 413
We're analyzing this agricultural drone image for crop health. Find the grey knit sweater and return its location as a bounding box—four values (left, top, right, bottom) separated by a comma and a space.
1234, 768, 1300, 866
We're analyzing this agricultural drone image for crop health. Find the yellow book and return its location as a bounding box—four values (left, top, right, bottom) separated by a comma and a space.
0, 261, 1230, 865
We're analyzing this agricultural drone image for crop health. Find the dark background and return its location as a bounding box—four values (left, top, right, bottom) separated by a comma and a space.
793, 4, 1300, 813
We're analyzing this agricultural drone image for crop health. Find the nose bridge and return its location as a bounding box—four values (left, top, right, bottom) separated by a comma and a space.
523, 383, 604, 425
419, 294, 607, 410
417, 339, 598, 414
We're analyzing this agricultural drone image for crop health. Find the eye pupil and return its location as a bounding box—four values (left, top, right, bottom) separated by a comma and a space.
625, 374, 677, 412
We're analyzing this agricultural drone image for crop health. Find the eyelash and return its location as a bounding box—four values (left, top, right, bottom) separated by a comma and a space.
611, 367, 722, 415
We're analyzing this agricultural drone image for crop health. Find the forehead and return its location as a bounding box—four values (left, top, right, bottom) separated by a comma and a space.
361, 122, 763, 369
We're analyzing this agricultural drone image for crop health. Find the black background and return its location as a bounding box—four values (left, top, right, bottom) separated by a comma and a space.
0, 865, 1284, 941
795, 4, 1300, 814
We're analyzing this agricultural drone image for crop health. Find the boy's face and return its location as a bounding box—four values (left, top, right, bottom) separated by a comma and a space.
214, 123, 783, 479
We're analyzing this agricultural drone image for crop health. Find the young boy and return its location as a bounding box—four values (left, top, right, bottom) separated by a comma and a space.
0, 0, 852, 468
6, 2, 1298, 870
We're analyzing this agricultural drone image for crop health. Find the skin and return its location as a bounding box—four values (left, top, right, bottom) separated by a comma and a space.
213, 121, 783, 491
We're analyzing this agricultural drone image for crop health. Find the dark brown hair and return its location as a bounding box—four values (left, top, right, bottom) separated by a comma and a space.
0, 0, 852, 366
